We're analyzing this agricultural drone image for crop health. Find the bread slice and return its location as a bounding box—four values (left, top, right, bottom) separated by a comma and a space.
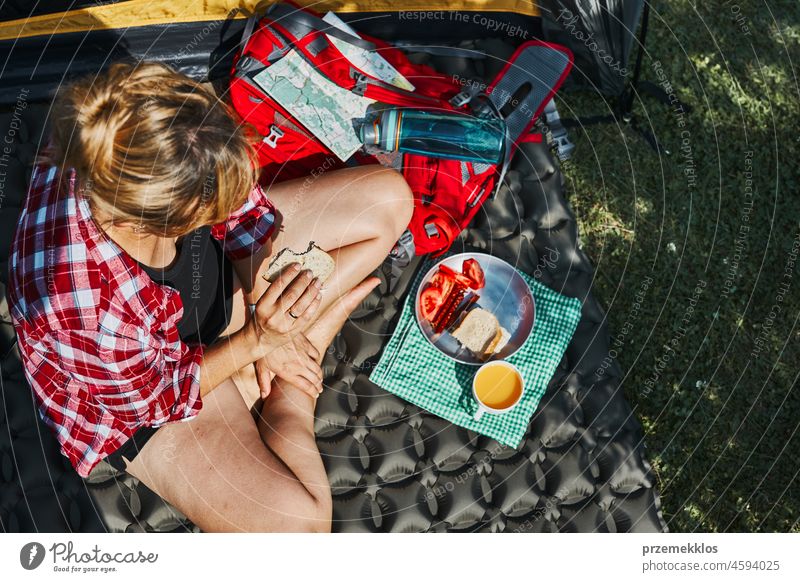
451, 308, 500, 354
484, 325, 511, 355
263, 241, 335, 285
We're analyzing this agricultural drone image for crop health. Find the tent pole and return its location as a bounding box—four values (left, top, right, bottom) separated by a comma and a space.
620, 1, 650, 122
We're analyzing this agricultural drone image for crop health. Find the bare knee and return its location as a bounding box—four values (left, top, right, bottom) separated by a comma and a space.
385, 169, 414, 237
364, 167, 414, 240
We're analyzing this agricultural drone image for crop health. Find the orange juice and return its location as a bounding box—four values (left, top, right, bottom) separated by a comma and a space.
474, 363, 523, 410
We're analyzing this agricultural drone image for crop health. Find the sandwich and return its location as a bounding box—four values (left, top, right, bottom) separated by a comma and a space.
263, 241, 335, 285
450, 307, 511, 357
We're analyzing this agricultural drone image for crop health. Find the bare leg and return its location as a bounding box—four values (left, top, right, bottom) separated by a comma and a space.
252, 165, 413, 319
122, 377, 332, 532
253, 278, 380, 501
122, 279, 378, 532
227, 165, 413, 405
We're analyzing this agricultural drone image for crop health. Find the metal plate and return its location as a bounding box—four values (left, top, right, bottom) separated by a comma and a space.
414, 252, 534, 365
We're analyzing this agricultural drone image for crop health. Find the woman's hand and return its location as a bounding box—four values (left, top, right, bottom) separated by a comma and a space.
253, 357, 274, 400
248, 262, 323, 376
255, 334, 323, 400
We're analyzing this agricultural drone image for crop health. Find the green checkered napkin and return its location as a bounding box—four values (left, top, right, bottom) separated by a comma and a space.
370, 257, 582, 449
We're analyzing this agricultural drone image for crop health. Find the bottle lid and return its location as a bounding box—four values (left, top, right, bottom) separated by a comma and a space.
359, 119, 380, 146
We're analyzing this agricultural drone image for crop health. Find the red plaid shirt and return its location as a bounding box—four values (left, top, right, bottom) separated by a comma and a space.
6, 164, 276, 477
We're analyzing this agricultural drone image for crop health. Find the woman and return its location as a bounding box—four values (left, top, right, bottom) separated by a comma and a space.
6, 62, 413, 532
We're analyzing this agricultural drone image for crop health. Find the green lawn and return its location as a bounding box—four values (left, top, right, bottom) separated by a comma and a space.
558, 0, 799, 532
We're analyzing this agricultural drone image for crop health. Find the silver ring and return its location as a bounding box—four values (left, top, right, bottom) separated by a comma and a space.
288, 310, 299, 319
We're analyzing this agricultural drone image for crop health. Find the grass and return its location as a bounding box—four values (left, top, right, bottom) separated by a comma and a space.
556, 0, 799, 531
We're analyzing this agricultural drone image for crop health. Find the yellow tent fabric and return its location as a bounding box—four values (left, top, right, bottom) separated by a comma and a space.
0, 0, 541, 42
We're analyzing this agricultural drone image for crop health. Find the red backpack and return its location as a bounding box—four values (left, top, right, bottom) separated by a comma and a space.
229, 2, 573, 256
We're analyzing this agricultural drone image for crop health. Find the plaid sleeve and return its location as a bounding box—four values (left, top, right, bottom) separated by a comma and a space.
210, 182, 277, 261
51, 328, 205, 428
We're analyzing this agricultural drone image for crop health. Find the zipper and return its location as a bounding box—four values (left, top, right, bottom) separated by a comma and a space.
274, 111, 313, 139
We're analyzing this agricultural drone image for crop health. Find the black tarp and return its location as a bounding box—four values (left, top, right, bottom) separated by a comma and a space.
539, 0, 645, 95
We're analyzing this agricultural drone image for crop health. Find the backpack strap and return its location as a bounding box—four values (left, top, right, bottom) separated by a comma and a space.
239, 12, 259, 52
392, 42, 488, 60
239, 0, 275, 51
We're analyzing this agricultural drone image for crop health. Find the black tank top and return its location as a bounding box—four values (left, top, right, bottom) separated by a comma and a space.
137, 225, 233, 345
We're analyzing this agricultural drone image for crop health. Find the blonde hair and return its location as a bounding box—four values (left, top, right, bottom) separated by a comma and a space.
48, 61, 258, 237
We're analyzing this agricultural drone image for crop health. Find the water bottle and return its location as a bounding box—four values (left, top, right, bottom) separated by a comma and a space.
358, 108, 505, 165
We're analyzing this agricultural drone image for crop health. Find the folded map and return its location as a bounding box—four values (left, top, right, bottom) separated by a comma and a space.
251, 49, 375, 161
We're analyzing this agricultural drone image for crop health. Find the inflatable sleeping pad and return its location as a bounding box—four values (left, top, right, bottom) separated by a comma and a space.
0, 40, 666, 533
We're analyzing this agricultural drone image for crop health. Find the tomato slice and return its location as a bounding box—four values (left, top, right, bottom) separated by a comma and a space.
436, 264, 468, 287
429, 271, 450, 290
462, 258, 485, 289
419, 285, 445, 321
423, 261, 483, 323
438, 264, 458, 278
441, 262, 484, 289
431, 268, 458, 297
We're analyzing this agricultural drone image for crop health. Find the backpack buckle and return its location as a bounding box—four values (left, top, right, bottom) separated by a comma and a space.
389, 229, 416, 266
424, 222, 440, 238
449, 90, 472, 108
350, 69, 368, 96
542, 99, 575, 161
262, 124, 284, 148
